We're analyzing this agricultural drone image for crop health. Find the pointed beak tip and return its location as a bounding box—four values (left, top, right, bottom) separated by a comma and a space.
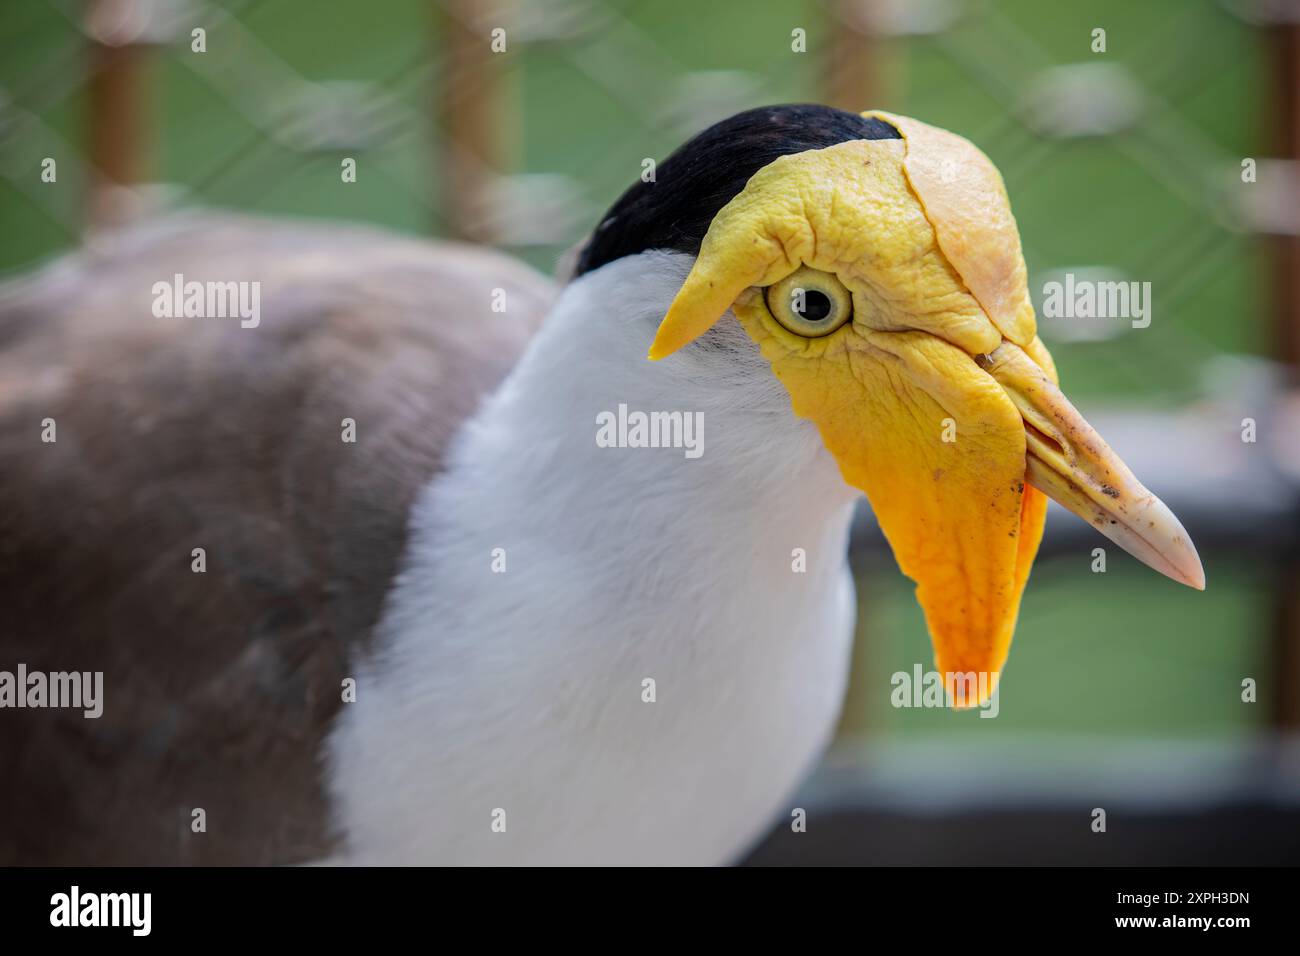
1144, 497, 1206, 591
1178, 546, 1207, 591
1107, 499, 1207, 592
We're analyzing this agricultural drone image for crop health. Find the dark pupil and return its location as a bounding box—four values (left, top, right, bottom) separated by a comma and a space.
797, 290, 832, 322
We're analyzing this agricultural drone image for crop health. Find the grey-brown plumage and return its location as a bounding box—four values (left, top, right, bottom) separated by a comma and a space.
0, 212, 554, 864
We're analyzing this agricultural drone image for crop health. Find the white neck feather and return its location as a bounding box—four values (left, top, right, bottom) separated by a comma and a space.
328, 251, 861, 865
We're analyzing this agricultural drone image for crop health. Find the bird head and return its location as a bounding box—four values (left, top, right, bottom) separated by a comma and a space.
645, 108, 1204, 704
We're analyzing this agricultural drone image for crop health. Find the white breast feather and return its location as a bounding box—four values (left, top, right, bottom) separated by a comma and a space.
326, 251, 861, 865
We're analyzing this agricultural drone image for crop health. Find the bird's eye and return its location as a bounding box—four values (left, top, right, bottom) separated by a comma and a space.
764, 267, 853, 338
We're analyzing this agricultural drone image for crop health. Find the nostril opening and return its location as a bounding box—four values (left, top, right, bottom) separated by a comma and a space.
1024, 419, 1066, 458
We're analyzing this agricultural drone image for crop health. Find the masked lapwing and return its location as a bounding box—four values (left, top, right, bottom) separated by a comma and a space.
0, 105, 1202, 865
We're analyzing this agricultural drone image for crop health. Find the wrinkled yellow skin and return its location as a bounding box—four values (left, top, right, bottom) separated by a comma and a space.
650, 112, 1058, 703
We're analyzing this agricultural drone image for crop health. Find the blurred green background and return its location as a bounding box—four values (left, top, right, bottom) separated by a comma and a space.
0, 0, 1281, 755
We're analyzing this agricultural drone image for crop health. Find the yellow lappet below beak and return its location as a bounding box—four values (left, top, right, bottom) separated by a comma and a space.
648, 109, 1204, 706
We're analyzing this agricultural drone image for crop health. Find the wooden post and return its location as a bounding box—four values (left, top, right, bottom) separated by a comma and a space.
823, 0, 881, 112
1268, 18, 1300, 378
436, 0, 517, 242
85, 0, 152, 229
1266, 16, 1300, 732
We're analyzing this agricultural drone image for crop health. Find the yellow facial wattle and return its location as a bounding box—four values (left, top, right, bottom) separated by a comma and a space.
648, 110, 1204, 707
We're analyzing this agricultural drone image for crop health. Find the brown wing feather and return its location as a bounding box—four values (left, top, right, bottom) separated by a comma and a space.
0, 213, 554, 863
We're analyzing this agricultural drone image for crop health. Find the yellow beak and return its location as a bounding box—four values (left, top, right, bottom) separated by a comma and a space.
978, 341, 1204, 590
